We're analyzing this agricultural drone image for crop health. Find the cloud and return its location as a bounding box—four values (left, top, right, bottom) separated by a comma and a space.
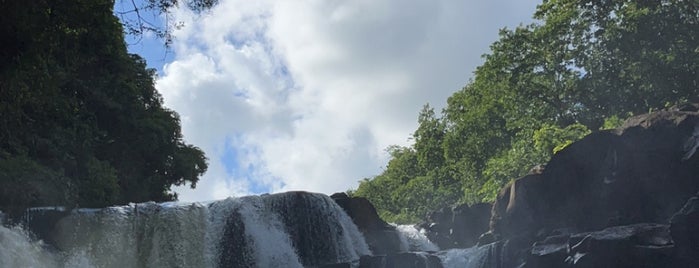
157, 0, 540, 202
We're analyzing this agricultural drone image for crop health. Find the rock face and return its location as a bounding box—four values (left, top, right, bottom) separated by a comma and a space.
491, 106, 699, 238
669, 192, 699, 267
453, 203, 492, 248
528, 223, 674, 267
331, 192, 403, 254
478, 105, 699, 267
419, 202, 492, 249
359, 253, 443, 268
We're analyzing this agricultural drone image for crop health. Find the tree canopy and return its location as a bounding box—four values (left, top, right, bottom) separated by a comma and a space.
0, 0, 208, 214
352, 0, 698, 223
115, 0, 219, 47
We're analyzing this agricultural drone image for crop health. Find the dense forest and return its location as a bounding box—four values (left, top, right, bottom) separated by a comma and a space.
0, 0, 696, 225
352, 0, 698, 223
0, 0, 213, 215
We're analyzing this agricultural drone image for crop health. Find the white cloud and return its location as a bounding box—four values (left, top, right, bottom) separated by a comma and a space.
157, 0, 540, 201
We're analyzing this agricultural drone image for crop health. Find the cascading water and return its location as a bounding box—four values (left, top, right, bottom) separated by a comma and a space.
437, 243, 499, 268
0, 225, 60, 267
2, 192, 503, 268
393, 224, 440, 252
0, 192, 370, 268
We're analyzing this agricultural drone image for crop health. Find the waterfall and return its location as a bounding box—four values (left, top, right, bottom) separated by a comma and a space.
1, 192, 370, 268
2, 192, 504, 268
393, 224, 440, 252
437, 243, 499, 268
0, 225, 60, 267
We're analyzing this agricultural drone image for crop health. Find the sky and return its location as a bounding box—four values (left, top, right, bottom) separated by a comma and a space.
124, 0, 541, 202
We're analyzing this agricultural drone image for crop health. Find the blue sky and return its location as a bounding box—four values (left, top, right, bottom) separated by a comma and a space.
115, 0, 175, 73
116, 0, 541, 202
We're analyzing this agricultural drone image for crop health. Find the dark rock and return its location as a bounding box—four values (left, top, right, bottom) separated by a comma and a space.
419, 202, 492, 249
266, 191, 367, 266
317, 262, 352, 268
359, 255, 385, 268
529, 234, 570, 267
218, 207, 254, 268
423, 207, 453, 248
490, 108, 699, 240
490, 173, 547, 239
20, 207, 71, 246
425, 254, 443, 268
360, 252, 443, 268
669, 192, 699, 266
452, 202, 492, 248
527, 223, 674, 268
330, 192, 350, 199
477, 231, 498, 246
385, 252, 442, 268
477, 107, 699, 267
331, 193, 403, 254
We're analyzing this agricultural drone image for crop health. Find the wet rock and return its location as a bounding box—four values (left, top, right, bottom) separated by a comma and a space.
490, 173, 547, 239
422, 207, 453, 248
267, 191, 369, 266
19, 207, 71, 246
669, 192, 699, 266
331, 192, 403, 254
419, 202, 492, 249
490, 107, 699, 239
527, 223, 674, 268
359, 255, 385, 268
218, 208, 254, 268
452, 203, 492, 248
359, 252, 443, 268
317, 262, 352, 268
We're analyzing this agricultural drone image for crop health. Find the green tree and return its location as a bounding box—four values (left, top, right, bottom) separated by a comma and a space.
0, 0, 208, 213
414, 105, 446, 171
116, 0, 220, 46
353, 0, 697, 223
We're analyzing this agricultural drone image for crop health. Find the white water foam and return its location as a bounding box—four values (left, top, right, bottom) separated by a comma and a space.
0, 225, 60, 268
237, 196, 304, 268
262, 192, 370, 266
334, 199, 372, 260
393, 224, 440, 252
438, 243, 496, 268
1, 192, 372, 268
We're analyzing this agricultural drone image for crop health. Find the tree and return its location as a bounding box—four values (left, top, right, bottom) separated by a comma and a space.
0, 0, 208, 213
414, 105, 446, 171
115, 0, 220, 46
353, 0, 697, 223
532, 0, 698, 120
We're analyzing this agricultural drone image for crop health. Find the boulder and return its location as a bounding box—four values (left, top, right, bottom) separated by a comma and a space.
19, 207, 71, 246
359, 255, 385, 268
527, 223, 674, 267
490, 173, 548, 238
669, 192, 699, 266
318, 262, 352, 268
452, 202, 492, 248
419, 202, 492, 249
421, 207, 453, 249
331, 192, 403, 254
489, 107, 699, 239
359, 252, 443, 268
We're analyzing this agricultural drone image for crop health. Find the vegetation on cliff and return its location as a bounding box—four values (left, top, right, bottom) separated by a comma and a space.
0, 0, 215, 214
352, 0, 698, 223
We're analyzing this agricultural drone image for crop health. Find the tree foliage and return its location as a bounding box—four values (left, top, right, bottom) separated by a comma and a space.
352, 0, 697, 223
0, 0, 208, 214
115, 0, 219, 46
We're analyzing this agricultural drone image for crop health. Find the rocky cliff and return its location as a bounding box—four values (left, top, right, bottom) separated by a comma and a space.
474, 104, 699, 267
